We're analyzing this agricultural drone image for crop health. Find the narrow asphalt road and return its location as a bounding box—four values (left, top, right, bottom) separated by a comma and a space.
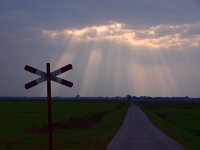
106, 105, 184, 150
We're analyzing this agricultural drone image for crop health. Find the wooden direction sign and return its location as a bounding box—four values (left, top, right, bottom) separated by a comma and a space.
25, 63, 73, 150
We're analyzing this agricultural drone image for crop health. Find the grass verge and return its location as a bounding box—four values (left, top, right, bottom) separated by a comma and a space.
0, 101, 128, 150
140, 102, 200, 150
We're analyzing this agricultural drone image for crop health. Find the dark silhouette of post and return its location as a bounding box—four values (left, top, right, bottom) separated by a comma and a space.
25, 63, 73, 150
47, 63, 53, 150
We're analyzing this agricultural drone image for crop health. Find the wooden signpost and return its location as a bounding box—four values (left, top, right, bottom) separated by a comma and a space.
25, 63, 73, 150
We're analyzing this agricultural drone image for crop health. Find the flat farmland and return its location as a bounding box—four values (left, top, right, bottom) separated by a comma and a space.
0, 101, 128, 150
140, 101, 200, 150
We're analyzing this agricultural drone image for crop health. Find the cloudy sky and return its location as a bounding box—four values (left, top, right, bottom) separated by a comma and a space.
1, 0, 200, 97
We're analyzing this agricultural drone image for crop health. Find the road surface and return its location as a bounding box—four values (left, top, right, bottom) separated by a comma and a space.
106, 105, 184, 150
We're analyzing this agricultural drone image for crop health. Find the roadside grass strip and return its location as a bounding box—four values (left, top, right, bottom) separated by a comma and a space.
0, 101, 128, 150
140, 102, 200, 150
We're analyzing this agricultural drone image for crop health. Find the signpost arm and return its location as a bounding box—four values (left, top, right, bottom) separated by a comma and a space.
47, 63, 53, 150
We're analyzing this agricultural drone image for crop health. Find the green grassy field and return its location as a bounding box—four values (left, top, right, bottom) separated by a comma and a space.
140, 102, 200, 150
0, 101, 128, 150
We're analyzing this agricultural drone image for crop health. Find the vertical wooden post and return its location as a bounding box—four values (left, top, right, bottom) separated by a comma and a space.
47, 63, 53, 150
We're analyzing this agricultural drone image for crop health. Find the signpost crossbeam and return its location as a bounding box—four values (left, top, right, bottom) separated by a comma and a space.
25, 65, 46, 77
51, 76, 73, 87
25, 76, 47, 89
51, 64, 72, 77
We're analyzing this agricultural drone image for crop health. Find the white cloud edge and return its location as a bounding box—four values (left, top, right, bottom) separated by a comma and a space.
42, 21, 200, 49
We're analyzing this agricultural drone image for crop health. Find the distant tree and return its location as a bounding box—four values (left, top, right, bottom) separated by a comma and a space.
76, 94, 80, 98
126, 95, 131, 102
